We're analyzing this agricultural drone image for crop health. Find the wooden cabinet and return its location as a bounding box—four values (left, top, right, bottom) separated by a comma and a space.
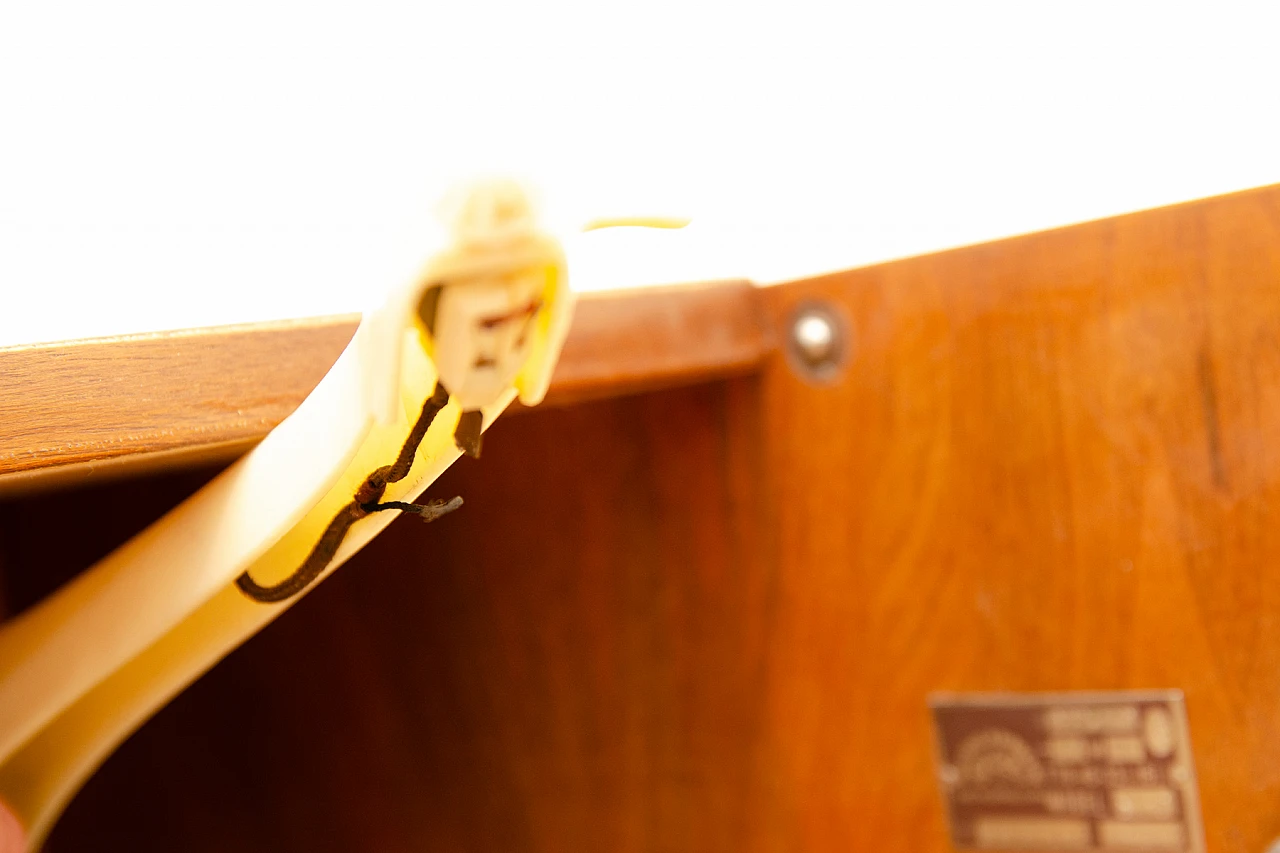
3, 185, 1280, 851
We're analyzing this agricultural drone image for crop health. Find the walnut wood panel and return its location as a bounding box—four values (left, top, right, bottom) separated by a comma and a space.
751, 183, 1280, 852
3, 184, 1280, 852
0, 280, 767, 495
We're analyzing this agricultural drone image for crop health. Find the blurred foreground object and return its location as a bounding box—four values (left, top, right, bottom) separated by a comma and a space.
0, 178, 575, 848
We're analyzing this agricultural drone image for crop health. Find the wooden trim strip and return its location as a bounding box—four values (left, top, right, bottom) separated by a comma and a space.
535, 280, 770, 409
0, 281, 768, 493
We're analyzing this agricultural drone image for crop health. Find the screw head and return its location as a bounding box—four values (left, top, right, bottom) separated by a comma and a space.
794, 313, 836, 363
787, 302, 848, 382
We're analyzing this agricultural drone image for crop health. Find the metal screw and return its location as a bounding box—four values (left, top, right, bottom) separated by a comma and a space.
794, 313, 836, 363
787, 302, 847, 382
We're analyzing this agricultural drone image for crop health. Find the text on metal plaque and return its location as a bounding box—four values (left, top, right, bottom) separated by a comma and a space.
930, 691, 1203, 851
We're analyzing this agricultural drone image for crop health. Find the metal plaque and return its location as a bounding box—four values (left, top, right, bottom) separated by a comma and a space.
930, 691, 1204, 852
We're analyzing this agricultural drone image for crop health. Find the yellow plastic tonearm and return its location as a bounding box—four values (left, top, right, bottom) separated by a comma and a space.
0, 179, 575, 848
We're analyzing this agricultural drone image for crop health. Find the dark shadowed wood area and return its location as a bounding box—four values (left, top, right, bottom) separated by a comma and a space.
1, 185, 1279, 851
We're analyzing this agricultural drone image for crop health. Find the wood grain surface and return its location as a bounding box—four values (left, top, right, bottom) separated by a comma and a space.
750, 183, 1280, 851
2, 184, 1280, 851
0, 318, 358, 491
0, 280, 767, 494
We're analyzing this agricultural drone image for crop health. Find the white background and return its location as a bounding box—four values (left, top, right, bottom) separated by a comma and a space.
1, 2, 1278, 346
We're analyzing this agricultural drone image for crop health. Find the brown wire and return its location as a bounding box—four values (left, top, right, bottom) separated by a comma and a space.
235, 383, 457, 604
